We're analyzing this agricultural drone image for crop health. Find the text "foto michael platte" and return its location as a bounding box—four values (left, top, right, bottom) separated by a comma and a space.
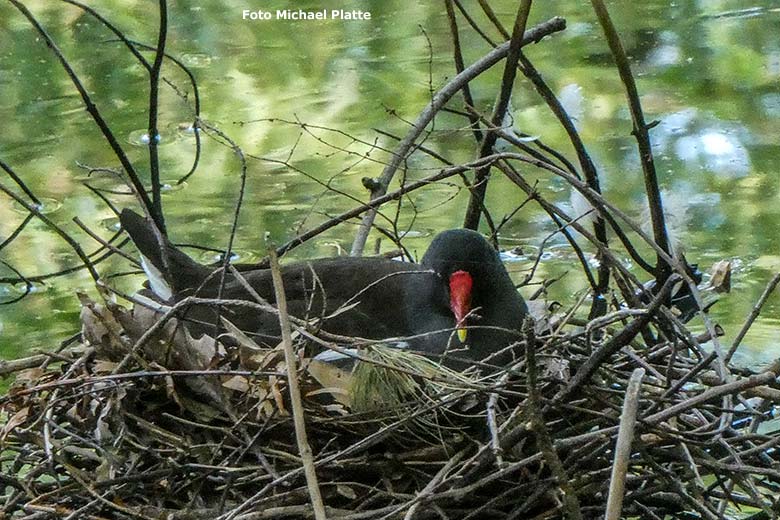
243, 10, 372, 21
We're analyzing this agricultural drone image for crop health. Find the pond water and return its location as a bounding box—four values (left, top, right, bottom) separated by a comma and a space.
1, 1, 779, 367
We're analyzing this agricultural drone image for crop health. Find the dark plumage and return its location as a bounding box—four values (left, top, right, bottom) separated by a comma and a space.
120, 209, 527, 367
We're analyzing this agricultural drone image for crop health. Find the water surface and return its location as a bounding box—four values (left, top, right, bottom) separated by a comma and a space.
1, 1, 779, 367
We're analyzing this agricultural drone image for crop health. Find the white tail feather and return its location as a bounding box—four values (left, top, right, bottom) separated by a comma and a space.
140, 254, 173, 300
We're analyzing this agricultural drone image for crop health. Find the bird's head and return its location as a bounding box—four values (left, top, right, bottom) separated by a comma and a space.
421, 229, 503, 343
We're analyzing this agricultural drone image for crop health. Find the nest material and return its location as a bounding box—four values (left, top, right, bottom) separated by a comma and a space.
2, 291, 780, 520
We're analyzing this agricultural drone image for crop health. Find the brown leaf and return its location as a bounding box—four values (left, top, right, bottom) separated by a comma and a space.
78, 292, 128, 360
708, 260, 732, 293
269, 375, 288, 416
222, 375, 250, 393
119, 296, 235, 419
336, 484, 357, 500
307, 359, 353, 407
1, 406, 29, 441
12, 368, 44, 387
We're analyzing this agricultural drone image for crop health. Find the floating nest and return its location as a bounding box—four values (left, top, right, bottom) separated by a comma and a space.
3, 281, 780, 520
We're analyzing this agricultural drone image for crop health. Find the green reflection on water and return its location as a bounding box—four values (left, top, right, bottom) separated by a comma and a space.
1, 1, 779, 366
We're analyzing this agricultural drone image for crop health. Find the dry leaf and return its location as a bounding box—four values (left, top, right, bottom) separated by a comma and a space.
78, 292, 128, 360
222, 375, 250, 392
307, 359, 353, 406
119, 296, 235, 419
220, 317, 262, 350
12, 368, 44, 387
1, 407, 29, 441
708, 260, 732, 293
221, 317, 279, 370
92, 359, 118, 374
269, 376, 288, 416
336, 484, 357, 500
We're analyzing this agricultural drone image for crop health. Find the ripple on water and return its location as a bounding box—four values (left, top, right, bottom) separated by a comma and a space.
100, 216, 122, 233
71, 172, 131, 194
11, 197, 62, 215
175, 122, 199, 136
180, 53, 214, 68
0, 281, 44, 304
127, 127, 188, 147
160, 180, 188, 195
192, 249, 258, 266
500, 243, 536, 262
254, 182, 289, 202
727, 316, 780, 367
398, 230, 430, 239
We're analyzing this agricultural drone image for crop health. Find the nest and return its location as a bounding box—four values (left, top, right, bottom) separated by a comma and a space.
3, 2, 778, 518
3, 282, 780, 520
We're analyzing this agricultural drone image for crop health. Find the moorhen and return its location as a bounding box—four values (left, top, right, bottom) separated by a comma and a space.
120, 209, 527, 367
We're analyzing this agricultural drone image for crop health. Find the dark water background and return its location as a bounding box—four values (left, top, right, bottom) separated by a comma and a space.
1, 1, 779, 367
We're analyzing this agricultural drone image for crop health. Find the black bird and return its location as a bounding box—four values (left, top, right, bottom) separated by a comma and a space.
119, 209, 527, 367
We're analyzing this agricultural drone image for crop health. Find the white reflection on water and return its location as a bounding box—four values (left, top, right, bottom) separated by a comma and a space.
558, 83, 585, 124
655, 109, 752, 178
647, 31, 681, 68
761, 93, 780, 117
675, 130, 750, 177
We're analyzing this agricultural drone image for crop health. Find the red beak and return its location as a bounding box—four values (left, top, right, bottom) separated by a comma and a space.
449, 270, 473, 342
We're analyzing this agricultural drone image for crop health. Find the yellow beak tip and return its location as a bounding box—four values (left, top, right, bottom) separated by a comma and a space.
457, 328, 467, 343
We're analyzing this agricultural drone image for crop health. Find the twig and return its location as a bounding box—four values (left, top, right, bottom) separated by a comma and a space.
196, 121, 248, 340
0, 260, 32, 304
7, 0, 156, 224
452, 0, 497, 46
643, 370, 778, 426
0, 158, 41, 205
476, 0, 510, 38
605, 367, 645, 520
0, 180, 99, 281
274, 152, 530, 261
398, 450, 466, 520
349, 16, 566, 256
590, 0, 671, 282
462, 0, 532, 229
523, 317, 583, 520
444, 0, 482, 143
0, 213, 34, 253
553, 274, 678, 405
267, 247, 327, 520
486, 390, 504, 467
72, 217, 137, 264
146, 0, 168, 231
517, 54, 613, 309
0, 348, 80, 377
726, 272, 780, 364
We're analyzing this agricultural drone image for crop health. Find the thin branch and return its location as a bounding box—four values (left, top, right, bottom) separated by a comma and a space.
553, 275, 677, 405
463, 0, 532, 230
145, 0, 168, 231
0, 158, 41, 205
725, 272, 780, 364
267, 247, 327, 520
444, 0, 483, 143
605, 367, 645, 520
0, 180, 99, 282
524, 317, 583, 520
349, 16, 566, 256
590, 0, 671, 283
7, 0, 155, 224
